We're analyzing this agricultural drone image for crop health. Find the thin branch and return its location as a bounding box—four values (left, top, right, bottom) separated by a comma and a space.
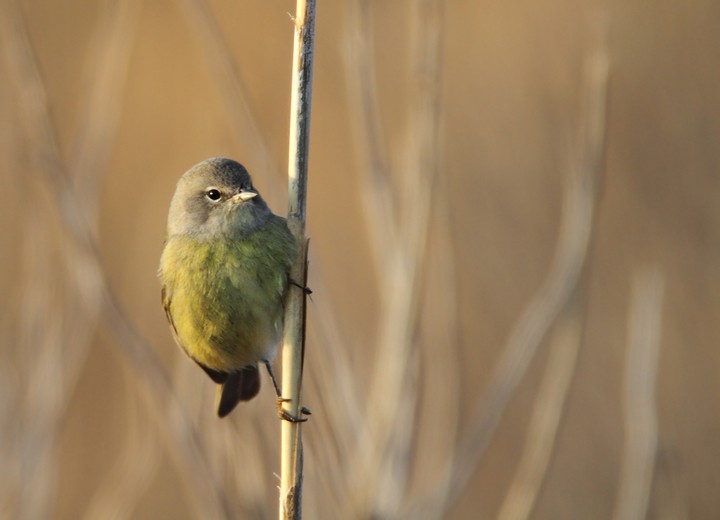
71, 0, 141, 221
613, 269, 665, 520
343, 0, 397, 272
179, 0, 282, 195
410, 38, 610, 515
495, 27, 611, 517
280, 1, 316, 518
0, 1, 139, 515
344, 0, 445, 515
400, 197, 462, 520
0, 4, 232, 517
81, 371, 160, 520
496, 311, 583, 520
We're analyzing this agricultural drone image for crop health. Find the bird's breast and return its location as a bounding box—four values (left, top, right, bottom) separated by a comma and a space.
160, 236, 288, 372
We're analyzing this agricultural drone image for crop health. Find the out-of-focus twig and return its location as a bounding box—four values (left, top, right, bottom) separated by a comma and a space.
399, 198, 462, 520
71, 0, 141, 221
411, 36, 610, 514
343, 0, 397, 271
494, 27, 611, 519
342, 0, 446, 517
0, 3, 232, 518
81, 371, 160, 520
0, 0, 140, 516
178, 0, 281, 194
497, 312, 583, 520
613, 268, 665, 520
302, 269, 365, 516
11, 212, 61, 520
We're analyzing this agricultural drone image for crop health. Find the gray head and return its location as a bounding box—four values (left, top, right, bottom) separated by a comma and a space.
166, 158, 272, 239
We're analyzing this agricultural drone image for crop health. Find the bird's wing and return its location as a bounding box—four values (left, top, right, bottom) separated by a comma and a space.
161, 285, 228, 384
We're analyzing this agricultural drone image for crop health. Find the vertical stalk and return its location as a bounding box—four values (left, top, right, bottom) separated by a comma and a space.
281, 1, 315, 519
613, 269, 664, 520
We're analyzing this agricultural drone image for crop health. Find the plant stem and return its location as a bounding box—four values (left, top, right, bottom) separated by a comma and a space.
281, 1, 315, 519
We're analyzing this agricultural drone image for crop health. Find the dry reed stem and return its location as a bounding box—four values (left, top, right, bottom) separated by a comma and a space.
496, 312, 583, 520
281, 0, 316, 518
401, 199, 462, 520
300, 280, 368, 517
12, 213, 60, 519
421, 39, 610, 512
172, 349, 274, 512
81, 371, 160, 520
179, 0, 281, 194
71, 0, 141, 221
71, 4, 158, 514
494, 29, 610, 520
0, 1, 139, 515
341, 1, 446, 516
343, 0, 398, 271
613, 269, 665, 520
0, 3, 232, 517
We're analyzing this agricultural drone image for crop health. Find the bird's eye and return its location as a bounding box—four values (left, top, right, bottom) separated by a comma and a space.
206, 188, 221, 201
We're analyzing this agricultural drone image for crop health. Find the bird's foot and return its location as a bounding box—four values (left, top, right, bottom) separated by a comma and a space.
277, 397, 312, 423
289, 278, 312, 295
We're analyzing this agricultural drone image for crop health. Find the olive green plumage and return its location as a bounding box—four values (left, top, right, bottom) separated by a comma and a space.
159, 158, 296, 417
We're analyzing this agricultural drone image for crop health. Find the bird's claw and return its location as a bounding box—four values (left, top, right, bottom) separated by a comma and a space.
277, 397, 312, 422
289, 279, 312, 295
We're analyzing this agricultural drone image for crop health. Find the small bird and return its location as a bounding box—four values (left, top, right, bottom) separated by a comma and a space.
159, 157, 297, 418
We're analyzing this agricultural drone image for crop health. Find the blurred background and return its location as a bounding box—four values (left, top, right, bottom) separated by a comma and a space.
2, 0, 719, 518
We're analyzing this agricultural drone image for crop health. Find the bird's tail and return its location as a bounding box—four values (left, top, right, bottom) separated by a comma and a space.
216, 365, 261, 418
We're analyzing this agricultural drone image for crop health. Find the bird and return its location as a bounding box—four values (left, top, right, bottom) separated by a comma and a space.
158, 157, 298, 418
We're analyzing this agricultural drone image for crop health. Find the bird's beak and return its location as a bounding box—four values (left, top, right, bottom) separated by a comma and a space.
232, 190, 257, 203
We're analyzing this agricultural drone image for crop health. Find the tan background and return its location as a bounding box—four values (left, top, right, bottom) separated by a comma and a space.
1, 0, 719, 518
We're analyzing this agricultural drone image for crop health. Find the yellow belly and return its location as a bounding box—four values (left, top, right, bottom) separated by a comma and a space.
160, 234, 291, 372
